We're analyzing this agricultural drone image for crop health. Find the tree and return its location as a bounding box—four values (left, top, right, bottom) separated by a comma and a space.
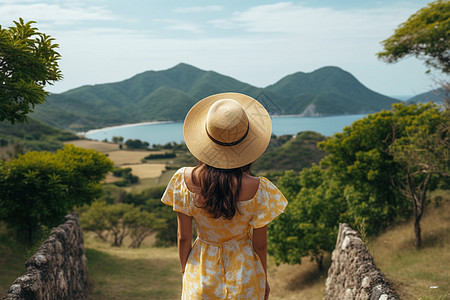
80, 201, 164, 248
0, 18, 62, 123
112, 136, 124, 144
0, 145, 113, 245
388, 103, 449, 249
269, 167, 345, 271
377, 0, 450, 73
80, 201, 133, 247
125, 139, 149, 150
126, 209, 164, 248
78, 201, 110, 242
319, 109, 411, 235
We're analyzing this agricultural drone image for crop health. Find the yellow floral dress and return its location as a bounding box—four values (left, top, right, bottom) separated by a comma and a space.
161, 167, 288, 300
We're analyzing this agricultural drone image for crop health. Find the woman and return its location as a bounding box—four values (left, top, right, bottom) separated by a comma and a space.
161, 92, 287, 299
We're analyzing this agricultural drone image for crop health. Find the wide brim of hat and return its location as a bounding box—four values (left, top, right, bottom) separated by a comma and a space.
183, 92, 272, 169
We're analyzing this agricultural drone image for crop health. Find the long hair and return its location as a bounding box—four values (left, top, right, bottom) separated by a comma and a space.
192, 162, 251, 219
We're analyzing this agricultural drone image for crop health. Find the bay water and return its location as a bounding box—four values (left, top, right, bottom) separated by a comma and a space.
85, 114, 366, 146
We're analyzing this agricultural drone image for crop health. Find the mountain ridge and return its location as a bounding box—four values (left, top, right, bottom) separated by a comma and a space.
32, 63, 401, 131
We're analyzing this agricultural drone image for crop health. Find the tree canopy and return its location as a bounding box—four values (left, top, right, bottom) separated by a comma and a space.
0, 145, 113, 244
0, 18, 62, 123
377, 0, 450, 73
268, 103, 449, 268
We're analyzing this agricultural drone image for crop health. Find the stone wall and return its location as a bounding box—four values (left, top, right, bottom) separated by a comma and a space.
3, 214, 89, 300
324, 223, 399, 300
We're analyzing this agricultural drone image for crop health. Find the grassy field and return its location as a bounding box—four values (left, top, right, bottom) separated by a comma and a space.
84, 234, 181, 300
1, 198, 449, 299
66, 139, 168, 177
370, 193, 450, 300
0, 227, 27, 297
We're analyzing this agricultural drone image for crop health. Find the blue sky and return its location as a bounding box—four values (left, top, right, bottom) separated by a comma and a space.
0, 0, 445, 97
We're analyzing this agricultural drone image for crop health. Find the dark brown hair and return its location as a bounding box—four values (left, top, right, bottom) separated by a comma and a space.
192, 162, 251, 219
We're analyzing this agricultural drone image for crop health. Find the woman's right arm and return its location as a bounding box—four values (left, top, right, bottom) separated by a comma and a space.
177, 212, 193, 274
253, 225, 270, 299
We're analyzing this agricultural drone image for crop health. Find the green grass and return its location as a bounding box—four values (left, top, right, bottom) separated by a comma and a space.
2, 193, 449, 300
0, 226, 27, 297
370, 198, 450, 300
84, 234, 181, 299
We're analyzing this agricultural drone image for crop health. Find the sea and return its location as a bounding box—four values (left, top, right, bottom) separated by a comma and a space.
84, 114, 367, 146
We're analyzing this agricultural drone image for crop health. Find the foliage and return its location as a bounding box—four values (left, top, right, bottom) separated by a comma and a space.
269, 103, 449, 268
80, 200, 165, 248
318, 108, 411, 235
81, 185, 176, 247
253, 131, 326, 173
111, 167, 139, 186
377, 0, 450, 74
0, 117, 77, 155
388, 103, 449, 248
150, 141, 187, 151
126, 209, 165, 248
141, 193, 177, 247
143, 152, 176, 160
31, 64, 397, 131
122, 186, 177, 247
0, 18, 62, 123
125, 139, 149, 150
112, 136, 124, 143
269, 167, 345, 270
0, 145, 112, 244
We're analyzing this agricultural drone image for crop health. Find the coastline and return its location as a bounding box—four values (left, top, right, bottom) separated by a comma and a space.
82, 120, 176, 135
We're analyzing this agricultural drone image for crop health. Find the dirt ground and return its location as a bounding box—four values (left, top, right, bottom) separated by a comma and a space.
121, 163, 166, 179
64, 139, 119, 153
104, 150, 153, 165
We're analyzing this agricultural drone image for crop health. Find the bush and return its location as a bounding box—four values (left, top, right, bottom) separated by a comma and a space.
143, 152, 176, 160
124, 139, 149, 149
0, 145, 113, 245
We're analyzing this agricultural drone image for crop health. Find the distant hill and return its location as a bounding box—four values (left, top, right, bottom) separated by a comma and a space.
407, 88, 447, 105
0, 118, 77, 157
31, 63, 400, 131
265, 66, 398, 116
253, 131, 327, 173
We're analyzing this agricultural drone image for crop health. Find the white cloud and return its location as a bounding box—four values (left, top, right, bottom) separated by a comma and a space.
24, 0, 434, 96
154, 19, 203, 34
213, 1, 414, 40
174, 5, 222, 13
0, 2, 118, 26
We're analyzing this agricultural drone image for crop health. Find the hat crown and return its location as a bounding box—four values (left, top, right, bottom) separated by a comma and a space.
206, 99, 249, 145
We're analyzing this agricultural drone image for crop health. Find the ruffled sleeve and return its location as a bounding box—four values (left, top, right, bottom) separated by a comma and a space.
250, 177, 288, 228
161, 167, 192, 216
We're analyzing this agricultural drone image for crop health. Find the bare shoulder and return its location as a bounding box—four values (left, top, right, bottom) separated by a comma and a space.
184, 167, 198, 193
240, 174, 260, 201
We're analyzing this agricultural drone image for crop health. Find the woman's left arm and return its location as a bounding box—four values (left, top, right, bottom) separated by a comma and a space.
177, 212, 193, 273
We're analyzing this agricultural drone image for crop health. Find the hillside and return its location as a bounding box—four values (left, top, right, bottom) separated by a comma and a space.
253, 131, 327, 173
407, 87, 447, 105
265, 66, 398, 116
0, 118, 77, 157
31, 63, 399, 131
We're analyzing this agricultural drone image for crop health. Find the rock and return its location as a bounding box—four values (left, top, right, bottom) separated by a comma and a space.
323, 223, 399, 300
3, 213, 88, 300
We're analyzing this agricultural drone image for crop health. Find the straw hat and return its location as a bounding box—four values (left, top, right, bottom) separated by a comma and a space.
183, 92, 272, 169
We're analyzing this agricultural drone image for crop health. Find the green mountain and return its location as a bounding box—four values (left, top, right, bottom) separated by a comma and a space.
407, 88, 447, 105
265, 66, 398, 116
31, 63, 399, 130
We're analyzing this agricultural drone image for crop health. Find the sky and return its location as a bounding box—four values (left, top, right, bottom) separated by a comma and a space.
0, 0, 446, 97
